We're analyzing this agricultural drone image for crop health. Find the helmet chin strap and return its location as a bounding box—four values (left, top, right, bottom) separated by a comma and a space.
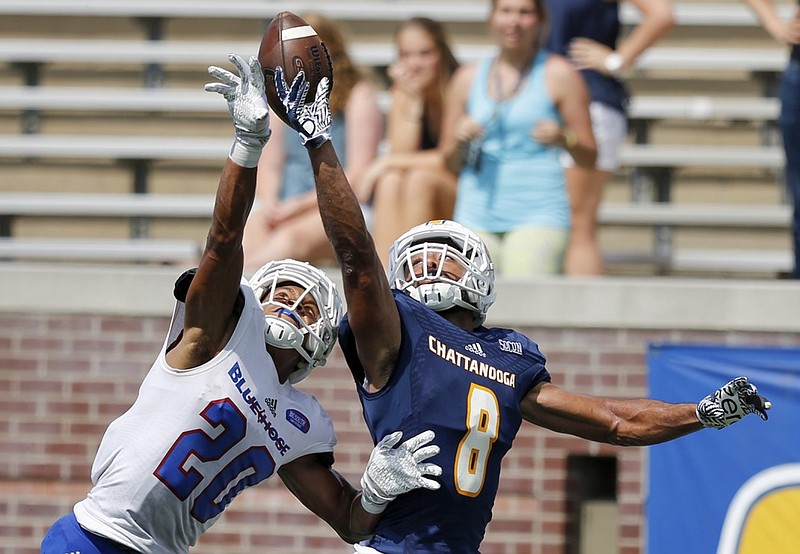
263, 316, 314, 383
286, 365, 314, 385
408, 283, 476, 315
408, 283, 457, 311
264, 316, 304, 350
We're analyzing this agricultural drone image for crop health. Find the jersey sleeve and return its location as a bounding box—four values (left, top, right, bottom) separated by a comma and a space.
284, 394, 338, 463
505, 329, 552, 399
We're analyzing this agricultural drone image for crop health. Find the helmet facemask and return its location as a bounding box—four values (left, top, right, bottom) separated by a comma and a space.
249, 260, 342, 384
388, 220, 496, 326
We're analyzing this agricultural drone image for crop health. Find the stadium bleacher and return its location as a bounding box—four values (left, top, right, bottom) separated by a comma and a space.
0, 0, 792, 276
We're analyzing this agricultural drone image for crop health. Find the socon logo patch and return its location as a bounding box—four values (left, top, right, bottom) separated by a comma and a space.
285, 409, 310, 433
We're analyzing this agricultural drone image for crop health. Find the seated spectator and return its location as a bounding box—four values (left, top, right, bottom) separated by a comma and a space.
440, 0, 596, 277
361, 17, 460, 268
243, 12, 383, 273
546, 0, 675, 276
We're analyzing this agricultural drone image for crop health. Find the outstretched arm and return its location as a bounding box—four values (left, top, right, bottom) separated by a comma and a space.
166, 54, 270, 369
309, 142, 402, 389
273, 67, 402, 389
521, 377, 771, 446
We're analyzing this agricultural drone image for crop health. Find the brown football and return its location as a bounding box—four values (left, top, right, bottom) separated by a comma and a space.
258, 11, 332, 126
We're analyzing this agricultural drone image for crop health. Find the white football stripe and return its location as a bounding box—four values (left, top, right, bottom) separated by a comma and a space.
281, 26, 317, 41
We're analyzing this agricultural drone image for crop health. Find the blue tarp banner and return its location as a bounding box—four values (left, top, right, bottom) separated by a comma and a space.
647, 344, 800, 554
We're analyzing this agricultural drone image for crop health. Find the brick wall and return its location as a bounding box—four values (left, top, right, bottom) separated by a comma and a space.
2, 312, 797, 554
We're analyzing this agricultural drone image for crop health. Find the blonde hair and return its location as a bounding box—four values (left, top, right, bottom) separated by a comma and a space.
302, 13, 365, 115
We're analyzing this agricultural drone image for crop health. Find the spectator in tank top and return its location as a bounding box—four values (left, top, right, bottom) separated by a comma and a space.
439, 0, 596, 277
361, 17, 460, 269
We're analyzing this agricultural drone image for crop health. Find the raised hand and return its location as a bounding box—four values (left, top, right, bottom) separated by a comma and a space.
360, 430, 442, 514
696, 376, 772, 429
273, 66, 332, 149
205, 54, 271, 167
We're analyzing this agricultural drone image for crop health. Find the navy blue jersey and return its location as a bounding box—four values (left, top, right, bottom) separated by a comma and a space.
544, 0, 629, 114
339, 292, 551, 552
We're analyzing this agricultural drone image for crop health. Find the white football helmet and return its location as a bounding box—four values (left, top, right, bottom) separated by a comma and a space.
387, 220, 496, 326
249, 259, 343, 384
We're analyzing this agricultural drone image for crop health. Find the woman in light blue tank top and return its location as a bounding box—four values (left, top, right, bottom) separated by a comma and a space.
440, 0, 597, 277
457, 52, 565, 232
242, 13, 383, 274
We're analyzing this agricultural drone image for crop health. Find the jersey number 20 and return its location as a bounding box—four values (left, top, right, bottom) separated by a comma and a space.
455, 383, 499, 497
154, 398, 276, 522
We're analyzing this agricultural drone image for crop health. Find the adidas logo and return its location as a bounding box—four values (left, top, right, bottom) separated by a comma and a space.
264, 397, 278, 417
465, 342, 486, 357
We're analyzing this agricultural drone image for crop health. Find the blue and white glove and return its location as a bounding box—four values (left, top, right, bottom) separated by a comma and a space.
205, 54, 271, 168
274, 66, 332, 149
360, 430, 442, 514
696, 376, 772, 429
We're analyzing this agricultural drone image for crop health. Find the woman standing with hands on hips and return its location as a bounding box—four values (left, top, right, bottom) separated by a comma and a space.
439, 0, 597, 277
546, 0, 675, 275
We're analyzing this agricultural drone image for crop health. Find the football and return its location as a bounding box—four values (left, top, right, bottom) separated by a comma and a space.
258, 11, 332, 126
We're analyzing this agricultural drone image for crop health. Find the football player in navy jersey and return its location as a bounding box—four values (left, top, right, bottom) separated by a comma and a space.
273, 65, 773, 553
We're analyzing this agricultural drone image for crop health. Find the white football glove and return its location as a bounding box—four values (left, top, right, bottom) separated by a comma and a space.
696, 376, 772, 430
274, 66, 332, 149
205, 54, 271, 168
360, 430, 442, 514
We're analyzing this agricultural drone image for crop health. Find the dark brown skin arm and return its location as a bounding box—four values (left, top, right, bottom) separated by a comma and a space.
278, 454, 381, 543
165, 159, 256, 369
307, 141, 401, 389
521, 381, 703, 446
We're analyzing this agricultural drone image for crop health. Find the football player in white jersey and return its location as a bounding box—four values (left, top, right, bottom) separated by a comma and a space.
40, 53, 442, 554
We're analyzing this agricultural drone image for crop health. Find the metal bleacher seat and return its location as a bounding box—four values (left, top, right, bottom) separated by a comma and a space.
0, 0, 793, 26
0, 1, 792, 274
0, 237, 201, 263
0, 192, 212, 263
0, 38, 788, 75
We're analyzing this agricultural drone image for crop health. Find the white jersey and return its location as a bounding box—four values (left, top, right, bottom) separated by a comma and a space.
74, 279, 337, 554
